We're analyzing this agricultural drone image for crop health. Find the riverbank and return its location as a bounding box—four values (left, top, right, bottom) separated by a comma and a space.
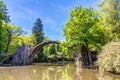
0, 61, 74, 67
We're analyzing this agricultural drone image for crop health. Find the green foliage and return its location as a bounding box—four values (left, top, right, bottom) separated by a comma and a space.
43, 37, 59, 56
0, 23, 6, 52
0, 22, 34, 54
8, 35, 35, 54
55, 40, 61, 52
3, 23, 25, 54
97, 41, 120, 74
99, 0, 120, 40
60, 42, 74, 59
32, 18, 44, 44
49, 44, 57, 55
43, 37, 50, 55
0, 0, 10, 52
3, 23, 24, 37
63, 6, 107, 51
0, 23, 27, 54
96, 0, 120, 74
32, 18, 44, 61
0, 0, 10, 22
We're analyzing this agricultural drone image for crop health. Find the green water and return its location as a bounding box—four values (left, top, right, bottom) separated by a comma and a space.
0, 63, 119, 80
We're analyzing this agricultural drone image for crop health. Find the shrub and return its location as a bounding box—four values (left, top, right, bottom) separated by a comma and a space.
97, 41, 120, 74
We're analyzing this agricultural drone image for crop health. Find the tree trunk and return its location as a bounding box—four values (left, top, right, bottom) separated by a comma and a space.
84, 41, 93, 66
81, 45, 89, 66
5, 34, 11, 54
9, 41, 59, 66
5, 29, 12, 54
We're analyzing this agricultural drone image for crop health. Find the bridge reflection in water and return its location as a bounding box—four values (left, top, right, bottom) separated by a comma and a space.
0, 63, 119, 80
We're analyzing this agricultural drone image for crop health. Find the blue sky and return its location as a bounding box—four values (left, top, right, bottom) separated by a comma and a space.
3, 0, 99, 41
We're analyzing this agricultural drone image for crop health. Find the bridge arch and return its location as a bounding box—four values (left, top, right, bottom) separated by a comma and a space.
9, 41, 60, 66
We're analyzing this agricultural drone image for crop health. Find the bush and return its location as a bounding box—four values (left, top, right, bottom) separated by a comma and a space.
97, 41, 120, 74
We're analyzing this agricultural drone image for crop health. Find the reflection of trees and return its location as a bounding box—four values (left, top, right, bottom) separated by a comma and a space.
61, 64, 73, 80
97, 69, 120, 80
0, 65, 83, 80
0, 69, 13, 80
97, 75, 115, 80
75, 68, 97, 80
74, 63, 83, 80
1, 64, 120, 80
42, 68, 49, 80
41, 64, 75, 80
0, 66, 45, 80
41, 66, 62, 80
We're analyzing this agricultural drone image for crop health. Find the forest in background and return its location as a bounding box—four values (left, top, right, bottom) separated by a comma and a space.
0, 0, 120, 74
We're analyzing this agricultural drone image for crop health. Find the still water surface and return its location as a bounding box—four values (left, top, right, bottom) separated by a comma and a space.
0, 63, 119, 80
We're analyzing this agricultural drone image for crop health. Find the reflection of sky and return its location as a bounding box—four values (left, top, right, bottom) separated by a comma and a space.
3, 0, 99, 41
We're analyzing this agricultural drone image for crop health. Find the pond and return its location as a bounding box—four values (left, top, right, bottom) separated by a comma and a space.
0, 63, 119, 80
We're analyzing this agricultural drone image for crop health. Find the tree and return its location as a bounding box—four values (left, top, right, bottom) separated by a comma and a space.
49, 44, 57, 55
99, 0, 120, 40
63, 6, 107, 66
43, 37, 60, 56
0, 0, 10, 23
32, 18, 44, 61
7, 35, 35, 54
43, 37, 50, 55
56, 40, 61, 52
3, 23, 24, 54
0, 0, 10, 53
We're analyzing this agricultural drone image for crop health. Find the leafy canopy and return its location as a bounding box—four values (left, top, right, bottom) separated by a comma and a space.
63, 6, 107, 50
99, 0, 120, 40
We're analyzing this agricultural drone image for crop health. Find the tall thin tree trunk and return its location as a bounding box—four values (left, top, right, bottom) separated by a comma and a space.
5, 34, 11, 55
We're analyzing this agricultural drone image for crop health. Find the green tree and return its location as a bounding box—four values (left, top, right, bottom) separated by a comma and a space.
60, 41, 74, 59
0, 1, 5, 23
99, 0, 120, 40
3, 23, 24, 54
56, 40, 61, 52
63, 6, 107, 66
7, 35, 35, 54
43, 37, 59, 56
32, 18, 44, 61
49, 44, 57, 55
0, 0, 10, 53
43, 37, 50, 55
